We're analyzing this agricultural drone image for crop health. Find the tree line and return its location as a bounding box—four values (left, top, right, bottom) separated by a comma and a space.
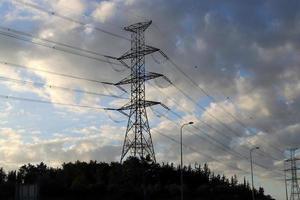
0, 157, 274, 200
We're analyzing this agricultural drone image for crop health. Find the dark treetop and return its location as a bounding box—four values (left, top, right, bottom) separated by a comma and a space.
0, 157, 274, 200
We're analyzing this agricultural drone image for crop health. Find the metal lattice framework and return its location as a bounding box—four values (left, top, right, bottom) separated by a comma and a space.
285, 148, 300, 200
105, 21, 169, 162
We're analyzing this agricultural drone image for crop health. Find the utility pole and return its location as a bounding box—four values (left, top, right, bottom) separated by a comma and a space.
180, 122, 194, 200
285, 148, 300, 200
250, 146, 259, 200
105, 21, 169, 162
285, 161, 289, 200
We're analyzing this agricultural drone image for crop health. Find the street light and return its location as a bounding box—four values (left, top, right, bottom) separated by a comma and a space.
250, 146, 260, 200
180, 121, 194, 200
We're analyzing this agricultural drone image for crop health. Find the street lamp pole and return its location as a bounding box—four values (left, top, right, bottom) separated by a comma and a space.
180, 121, 194, 200
250, 146, 259, 200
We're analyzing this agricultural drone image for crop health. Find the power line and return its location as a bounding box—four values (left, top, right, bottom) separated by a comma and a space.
162, 54, 285, 156
154, 128, 287, 181
0, 60, 128, 97
148, 80, 285, 177
0, 26, 113, 58
0, 29, 125, 67
0, 61, 115, 85
149, 82, 287, 177
152, 108, 286, 178
0, 76, 128, 99
152, 109, 246, 161
148, 80, 283, 162
152, 129, 249, 174
170, 57, 284, 155
12, 0, 130, 41
149, 28, 284, 158
0, 94, 105, 110
149, 90, 282, 174
171, 82, 283, 161
223, 94, 284, 150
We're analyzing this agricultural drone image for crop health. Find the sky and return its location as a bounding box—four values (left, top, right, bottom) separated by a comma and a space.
0, 0, 300, 199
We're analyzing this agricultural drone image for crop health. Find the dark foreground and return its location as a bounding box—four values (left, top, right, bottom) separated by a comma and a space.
0, 157, 274, 200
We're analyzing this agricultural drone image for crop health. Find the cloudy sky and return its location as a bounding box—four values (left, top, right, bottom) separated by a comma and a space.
0, 0, 300, 199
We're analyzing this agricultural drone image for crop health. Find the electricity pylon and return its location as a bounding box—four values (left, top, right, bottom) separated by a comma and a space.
105, 21, 169, 162
285, 148, 300, 200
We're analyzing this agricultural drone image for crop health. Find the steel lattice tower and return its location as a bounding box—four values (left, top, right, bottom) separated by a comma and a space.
106, 21, 169, 162
285, 148, 300, 200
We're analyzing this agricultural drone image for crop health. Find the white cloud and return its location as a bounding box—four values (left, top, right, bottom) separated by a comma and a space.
92, 1, 116, 23
0, 124, 123, 170
53, 0, 85, 16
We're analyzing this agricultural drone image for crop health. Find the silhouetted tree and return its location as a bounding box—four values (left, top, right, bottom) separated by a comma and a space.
0, 168, 5, 184
0, 158, 275, 200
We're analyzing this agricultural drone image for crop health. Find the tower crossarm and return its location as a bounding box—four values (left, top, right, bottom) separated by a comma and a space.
115, 72, 165, 85
117, 45, 160, 60
285, 168, 300, 171
286, 178, 300, 181
105, 100, 170, 111
124, 20, 152, 32
285, 158, 300, 162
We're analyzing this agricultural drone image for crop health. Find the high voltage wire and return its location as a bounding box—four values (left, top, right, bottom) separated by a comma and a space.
0, 76, 128, 99
152, 129, 249, 174
0, 94, 105, 110
152, 26, 286, 170
151, 105, 249, 163
164, 86, 283, 163
223, 95, 285, 150
151, 108, 286, 178
167, 54, 284, 154
0, 26, 127, 70
163, 56, 285, 155
151, 109, 248, 161
0, 29, 125, 67
0, 26, 112, 58
0, 60, 128, 97
152, 26, 278, 156
149, 87, 288, 178
149, 85, 283, 171
154, 129, 288, 181
166, 68, 283, 161
156, 110, 288, 179
152, 25, 285, 157
12, 0, 130, 41
0, 30, 110, 64
158, 80, 283, 161
169, 82, 283, 161
0, 61, 114, 85
148, 82, 283, 162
